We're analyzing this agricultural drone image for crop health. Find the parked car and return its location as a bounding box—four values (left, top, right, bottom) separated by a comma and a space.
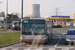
11, 21, 20, 30
7, 24, 12, 29
65, 29, 75, 45
0, 23, 4, 28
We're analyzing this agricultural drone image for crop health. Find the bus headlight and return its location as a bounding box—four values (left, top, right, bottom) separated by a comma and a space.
13, 25, 15, 27
20, 36, 25, 39
42, 36, 46, 39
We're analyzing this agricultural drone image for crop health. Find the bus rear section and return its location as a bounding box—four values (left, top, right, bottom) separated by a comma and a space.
20, 19, 52, 43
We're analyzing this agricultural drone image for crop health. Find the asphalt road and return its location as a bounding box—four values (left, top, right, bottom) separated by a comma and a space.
0, 28, 75, 50
0, 29, 20, 33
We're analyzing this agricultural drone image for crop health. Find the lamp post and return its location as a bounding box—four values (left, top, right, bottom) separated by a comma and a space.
21, 0, 23, 19
6, 0, 8, 28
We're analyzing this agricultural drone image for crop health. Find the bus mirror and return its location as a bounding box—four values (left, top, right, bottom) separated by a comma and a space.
64, 34, 66, 35
47, 30, 49, 34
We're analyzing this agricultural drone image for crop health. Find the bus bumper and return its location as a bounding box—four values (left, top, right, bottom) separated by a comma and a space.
20, 39, 47, 43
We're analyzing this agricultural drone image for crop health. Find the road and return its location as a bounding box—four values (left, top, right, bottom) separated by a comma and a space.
0, 29, 19, 33
0, 28, 75, 50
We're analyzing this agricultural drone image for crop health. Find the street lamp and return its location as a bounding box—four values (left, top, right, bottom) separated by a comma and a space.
6, 0, 8, 28
21, 0, 23, 19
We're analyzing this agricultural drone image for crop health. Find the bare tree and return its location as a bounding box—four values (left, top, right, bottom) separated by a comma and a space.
12, 12, 20, 18
7, 13, 19, 24
0, 11, 5, 17
16, 13, 20, 18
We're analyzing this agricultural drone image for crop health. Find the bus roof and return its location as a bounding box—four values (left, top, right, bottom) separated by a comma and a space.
30, 18, 46, 20
21, 18, 47, 22
13, 21, 19, 22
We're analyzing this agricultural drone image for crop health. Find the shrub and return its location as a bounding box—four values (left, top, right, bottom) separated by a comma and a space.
52, 25, 62, 28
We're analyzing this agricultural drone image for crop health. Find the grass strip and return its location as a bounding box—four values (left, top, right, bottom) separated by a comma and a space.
0, 32, 20, 47
0, 28, 8, 31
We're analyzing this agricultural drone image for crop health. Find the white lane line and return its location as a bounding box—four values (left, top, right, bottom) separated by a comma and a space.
0, 49, 6, 50
54, 33, 61, 47
12, 49, 18, 50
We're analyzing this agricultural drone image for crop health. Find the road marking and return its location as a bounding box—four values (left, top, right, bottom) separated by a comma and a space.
12, 49, 18, 50
54, 33, 61, 47
1, 47, 75, 50
0, 48, 6, 50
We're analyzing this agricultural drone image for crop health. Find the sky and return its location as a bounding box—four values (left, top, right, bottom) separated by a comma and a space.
0, 0, 75, 19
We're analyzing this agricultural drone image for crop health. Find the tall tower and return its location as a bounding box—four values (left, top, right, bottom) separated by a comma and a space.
30, 4, 41, 18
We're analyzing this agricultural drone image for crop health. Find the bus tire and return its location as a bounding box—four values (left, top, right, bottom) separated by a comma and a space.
47, 35, 49, 43
50, 33, 52, 40
71, 42, 74, 45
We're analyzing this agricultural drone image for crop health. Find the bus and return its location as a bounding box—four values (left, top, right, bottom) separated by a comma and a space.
20, 18, 52, 43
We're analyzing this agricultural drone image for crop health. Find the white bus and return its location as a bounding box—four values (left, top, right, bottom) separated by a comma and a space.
20, 18, 52, 43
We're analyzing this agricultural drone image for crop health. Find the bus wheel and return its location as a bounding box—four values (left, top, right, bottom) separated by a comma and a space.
13, 29, 14, 30
50, 33, 52, 40
71, 42, 74, 45
65, 43, 69, 45
44, 36, 49, 44
46, 35, 49, 43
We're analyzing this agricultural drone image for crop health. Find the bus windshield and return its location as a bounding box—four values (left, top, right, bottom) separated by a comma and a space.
22, 20, 45, 35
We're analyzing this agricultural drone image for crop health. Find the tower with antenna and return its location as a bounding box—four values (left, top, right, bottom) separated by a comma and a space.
54, 8, 61, 16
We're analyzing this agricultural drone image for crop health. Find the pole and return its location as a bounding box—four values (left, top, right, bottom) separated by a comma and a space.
6, 0, 8, 15
6, 0, 8, 28
21, 0, 23, 19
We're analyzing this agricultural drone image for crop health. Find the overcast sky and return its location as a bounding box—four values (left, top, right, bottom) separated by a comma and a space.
0, 0, 75, 18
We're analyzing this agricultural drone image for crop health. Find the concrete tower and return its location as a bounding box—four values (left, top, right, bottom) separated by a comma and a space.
30, 4, 41, 18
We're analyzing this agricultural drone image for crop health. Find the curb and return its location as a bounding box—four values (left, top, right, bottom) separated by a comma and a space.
0, 42, 20, 48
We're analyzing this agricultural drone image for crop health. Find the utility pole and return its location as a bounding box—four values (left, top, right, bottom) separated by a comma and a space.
56, 8, 58, 16
51, 8, 61, 16
53, 8, 61, 16
55, 8, 62, 16
21, 0, 23, 19
6, 0, 8, 15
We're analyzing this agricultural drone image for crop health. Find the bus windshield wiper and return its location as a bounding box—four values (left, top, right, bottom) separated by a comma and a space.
34, 33, 43, 35
22, 32, 32, 35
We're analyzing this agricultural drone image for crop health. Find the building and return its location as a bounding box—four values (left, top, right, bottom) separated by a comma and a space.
30, 4, 40, 18
45, 16, 70, 26
52, 16, 70, 26
0, 17, 6, 27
